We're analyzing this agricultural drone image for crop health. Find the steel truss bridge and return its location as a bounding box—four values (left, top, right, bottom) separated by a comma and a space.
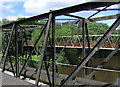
24, 34, 120, 50
55, 35, 120, 49
1, 1, 120, 86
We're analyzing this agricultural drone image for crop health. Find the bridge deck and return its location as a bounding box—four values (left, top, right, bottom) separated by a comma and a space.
1, 72, 32, 86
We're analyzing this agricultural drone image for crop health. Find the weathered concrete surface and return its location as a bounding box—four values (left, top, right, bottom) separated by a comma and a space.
0, 68, 49, 87
2, 73, 32, 85
1, 64, 108, 86
0, 68, 32, 86
2, 72, 32, 86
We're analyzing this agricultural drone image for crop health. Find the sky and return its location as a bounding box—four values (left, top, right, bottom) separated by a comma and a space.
0, 0, 120, 26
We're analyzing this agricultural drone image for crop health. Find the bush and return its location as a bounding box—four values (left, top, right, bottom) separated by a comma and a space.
56, 52, 69, 64
27, 55, 41, 67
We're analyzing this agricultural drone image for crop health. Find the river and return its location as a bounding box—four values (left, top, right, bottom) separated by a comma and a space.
55, 49, 120, 85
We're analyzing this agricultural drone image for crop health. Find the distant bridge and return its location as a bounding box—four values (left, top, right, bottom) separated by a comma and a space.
24, 34, 120, 50
56, 34, 120, 49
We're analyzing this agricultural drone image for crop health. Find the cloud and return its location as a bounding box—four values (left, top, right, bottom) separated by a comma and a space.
0, 3, 2, 16
108, 4, 118, 9
91, 0, 120, 2
95, 15, 105, 18
4, 14, 30, 20
70, 10, 97, 17
5, 16, 18, 20
2, 4, 15, 13
0, 17, 2, 21
24, 0, 86, 14
97, 19, 115, 26
0, 0, 25, 2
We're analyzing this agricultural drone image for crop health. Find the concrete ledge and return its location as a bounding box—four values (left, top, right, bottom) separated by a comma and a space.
2, 72, 32, 86
2, 64, 108, 86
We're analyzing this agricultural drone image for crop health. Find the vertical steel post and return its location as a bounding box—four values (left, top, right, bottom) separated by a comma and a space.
21, 29, 24, 61
44, 58, 51, 87
82, 19, 86, 78
85, 23, 90, 51
52, 15, 56, 87
35, 13, 52, 86
85, 22, 95, 79
15, 25, 19, 77
8, 54, 15, 77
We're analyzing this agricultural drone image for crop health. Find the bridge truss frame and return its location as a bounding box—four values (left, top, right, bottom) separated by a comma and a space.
1, 1, 120, 87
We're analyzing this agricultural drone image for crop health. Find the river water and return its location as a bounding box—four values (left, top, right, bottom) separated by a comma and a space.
55, 49, 120, 85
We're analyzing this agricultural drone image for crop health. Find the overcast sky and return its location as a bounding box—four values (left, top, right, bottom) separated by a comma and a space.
0, 0, 119, 26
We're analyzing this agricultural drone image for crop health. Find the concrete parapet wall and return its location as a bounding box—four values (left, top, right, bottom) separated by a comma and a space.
1, 64, 108, 85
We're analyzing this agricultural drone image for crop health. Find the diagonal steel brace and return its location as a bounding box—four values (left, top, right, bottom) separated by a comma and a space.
35, 13, 52, 86
2, 23, 15, 72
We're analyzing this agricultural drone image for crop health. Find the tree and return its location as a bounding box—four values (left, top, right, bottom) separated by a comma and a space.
1, 18, 14, 25
87, 22, 109, 35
